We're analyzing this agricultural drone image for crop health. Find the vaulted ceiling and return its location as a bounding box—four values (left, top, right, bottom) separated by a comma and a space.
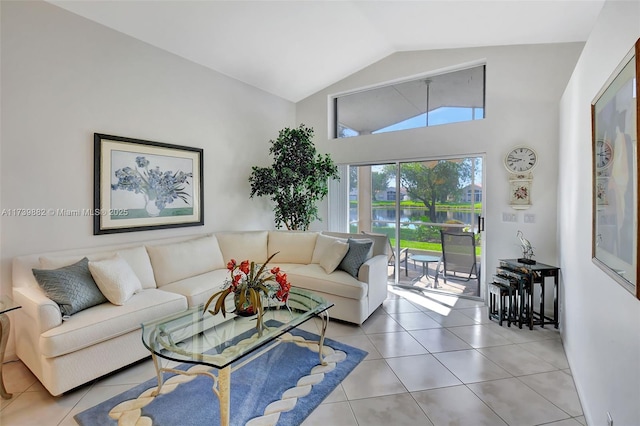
48, 1, 605, 103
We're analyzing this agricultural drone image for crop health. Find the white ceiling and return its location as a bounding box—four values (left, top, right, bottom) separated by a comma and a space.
48, 0, 605, 103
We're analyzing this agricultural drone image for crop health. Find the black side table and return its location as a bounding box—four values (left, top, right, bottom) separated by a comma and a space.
499, 259, 560, 330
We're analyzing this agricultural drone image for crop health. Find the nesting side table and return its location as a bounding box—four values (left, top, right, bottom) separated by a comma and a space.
0, 295, 21, 399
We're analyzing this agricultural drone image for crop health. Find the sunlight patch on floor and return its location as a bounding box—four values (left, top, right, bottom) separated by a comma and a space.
388, 286, 456, 316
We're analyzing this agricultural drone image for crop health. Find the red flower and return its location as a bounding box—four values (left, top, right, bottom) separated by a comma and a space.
273, 272, 291, 302
228, 273, 241, 291
239, 260, 250, 275
270, 266, 280, 274
276, 283, 290, 302
227, 259, 236, 270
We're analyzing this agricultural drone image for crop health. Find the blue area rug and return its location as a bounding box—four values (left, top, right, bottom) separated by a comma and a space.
75, 327, 367, 426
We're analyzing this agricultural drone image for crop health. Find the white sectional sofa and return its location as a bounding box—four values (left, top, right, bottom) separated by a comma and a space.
11, 230, 388, 396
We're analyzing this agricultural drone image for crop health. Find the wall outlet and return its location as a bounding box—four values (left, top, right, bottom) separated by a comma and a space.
607, 412, 613, 426
524, 214, 535, 223
502, 212, 517, 222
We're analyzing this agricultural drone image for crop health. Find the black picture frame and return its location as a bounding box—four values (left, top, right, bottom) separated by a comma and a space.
94, 133, 204, 235
591, 38, 640, 300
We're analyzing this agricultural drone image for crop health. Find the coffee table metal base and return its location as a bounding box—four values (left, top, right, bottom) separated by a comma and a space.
0, 314, 11, 399
149, 309, 330, 426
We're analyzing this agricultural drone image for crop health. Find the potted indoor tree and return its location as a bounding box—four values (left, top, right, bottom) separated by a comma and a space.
249, 124, 339, 230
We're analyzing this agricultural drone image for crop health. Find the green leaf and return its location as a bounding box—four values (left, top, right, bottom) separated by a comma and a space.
203, 289, 226, 313
248, 124, 339, 230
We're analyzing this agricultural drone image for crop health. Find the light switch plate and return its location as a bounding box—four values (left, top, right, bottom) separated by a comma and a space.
502, 212, 517, 222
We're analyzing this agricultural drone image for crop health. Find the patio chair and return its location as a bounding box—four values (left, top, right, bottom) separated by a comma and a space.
437, 230, 480, 293
362, 232, 408, 276
389, 242, 409, 277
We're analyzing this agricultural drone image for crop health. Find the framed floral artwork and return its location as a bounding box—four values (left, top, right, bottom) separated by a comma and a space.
94, 133, 204, 234
508, 175, 532, 209
591, 38, 639, 299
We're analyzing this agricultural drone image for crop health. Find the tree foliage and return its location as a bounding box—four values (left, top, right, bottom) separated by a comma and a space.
372, 170, 390, 194
385, 160, 471, 222
249, 124, 339, 230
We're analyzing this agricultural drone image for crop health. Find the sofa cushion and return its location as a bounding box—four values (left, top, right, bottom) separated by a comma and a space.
216, 231, 268, 263
268, 231, 318, 264
146, 235, 224, 287
311, 234, 347, 263
39, 253, 111, 269
338, 238, 374, 278
39, 246, 157, 290
159, 269, 229, 308
88, 254, 143, 305
39, 289, 187, 358
286, 264, 367, 300
32, 257, 108, 316
319, 240, 349, 273
116, 246, 157, 289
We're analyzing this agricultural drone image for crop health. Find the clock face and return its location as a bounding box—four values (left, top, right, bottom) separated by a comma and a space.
504, 147, 537, 173
595, 140, 613, 169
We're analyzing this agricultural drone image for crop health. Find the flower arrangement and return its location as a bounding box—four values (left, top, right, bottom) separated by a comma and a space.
111, 156, 193, 215
203, 252, 291, 330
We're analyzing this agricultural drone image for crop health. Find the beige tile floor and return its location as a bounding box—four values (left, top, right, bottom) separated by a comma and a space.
0, 286, 586, 426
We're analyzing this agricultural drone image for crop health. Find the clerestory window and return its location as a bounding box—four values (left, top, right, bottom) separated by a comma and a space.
334, 65, 485, 138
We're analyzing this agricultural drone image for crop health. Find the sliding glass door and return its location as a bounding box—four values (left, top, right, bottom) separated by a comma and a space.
349, 156, 484, 298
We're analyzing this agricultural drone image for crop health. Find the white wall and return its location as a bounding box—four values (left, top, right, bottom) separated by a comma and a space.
297, 43, 584, 293
559, 2, 640, 425
0, 1, 294, 295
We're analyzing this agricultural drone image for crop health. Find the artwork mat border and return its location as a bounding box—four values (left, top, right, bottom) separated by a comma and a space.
94, 133, 204, 235
591, 38, 640, 300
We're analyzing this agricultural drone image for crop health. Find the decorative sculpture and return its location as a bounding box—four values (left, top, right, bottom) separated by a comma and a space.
517, 230, 536, 264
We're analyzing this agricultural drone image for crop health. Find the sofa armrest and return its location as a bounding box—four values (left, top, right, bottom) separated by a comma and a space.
13, 287, 62, 333
358, 254, 388, 311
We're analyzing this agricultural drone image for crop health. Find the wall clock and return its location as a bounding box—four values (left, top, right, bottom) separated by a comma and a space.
504, 146, 538, 173
595, 139, 613, 170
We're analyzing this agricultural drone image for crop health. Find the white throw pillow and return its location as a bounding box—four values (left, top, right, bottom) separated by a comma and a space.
319, 240, 349, 273
312, 234, 348, 263
88, 254, 143, 305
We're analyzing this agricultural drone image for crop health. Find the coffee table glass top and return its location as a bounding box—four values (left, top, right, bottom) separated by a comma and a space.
141, 287, 332, 369
0, 295, 21, 315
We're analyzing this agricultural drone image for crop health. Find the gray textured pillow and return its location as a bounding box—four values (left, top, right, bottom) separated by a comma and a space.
33, 257, 108, 316
338, 238, 373, 278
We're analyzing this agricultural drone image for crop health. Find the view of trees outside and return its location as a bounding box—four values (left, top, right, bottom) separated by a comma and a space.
349, 157, 482, 254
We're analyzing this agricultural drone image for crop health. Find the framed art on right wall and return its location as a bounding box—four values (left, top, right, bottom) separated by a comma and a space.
591, 38, 640, 300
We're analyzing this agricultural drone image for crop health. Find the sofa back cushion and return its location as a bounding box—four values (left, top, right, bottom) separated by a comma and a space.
146, 235, 224, 287
216, 231, 268, 263
323, 231, 388, 258
268, 231, 318, 264
38, 245, 157, 289
115, 246, 157, 289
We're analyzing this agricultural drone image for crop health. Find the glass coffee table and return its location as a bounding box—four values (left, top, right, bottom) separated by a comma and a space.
141, 287, 333, 426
